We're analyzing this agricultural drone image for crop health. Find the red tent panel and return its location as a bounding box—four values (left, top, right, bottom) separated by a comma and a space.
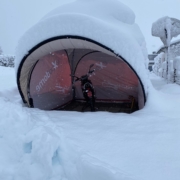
30, 50, 72, 109
75, 52, 139, 101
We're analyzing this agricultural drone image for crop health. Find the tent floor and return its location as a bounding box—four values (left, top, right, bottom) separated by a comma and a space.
58, 100, 138, 113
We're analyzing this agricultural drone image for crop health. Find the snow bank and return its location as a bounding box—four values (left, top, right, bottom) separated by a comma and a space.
15, 0, 150, 95
1, 67, 180, 180
0, 68, 138, 180
0, 67, 16, 91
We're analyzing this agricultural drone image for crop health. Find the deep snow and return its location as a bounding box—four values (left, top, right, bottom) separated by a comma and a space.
0, 66, 180, 180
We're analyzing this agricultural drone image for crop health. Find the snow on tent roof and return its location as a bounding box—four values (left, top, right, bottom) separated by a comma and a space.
42, 0, 135, 24
15, 0, 150, 112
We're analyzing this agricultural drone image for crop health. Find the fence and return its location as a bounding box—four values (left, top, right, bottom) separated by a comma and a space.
152, 53, 180, 85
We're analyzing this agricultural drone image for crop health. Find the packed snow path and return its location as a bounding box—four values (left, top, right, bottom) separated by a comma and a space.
0, 67, 180, 180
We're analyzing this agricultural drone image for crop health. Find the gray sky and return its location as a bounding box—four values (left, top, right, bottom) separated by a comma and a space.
0, 0, 180, 54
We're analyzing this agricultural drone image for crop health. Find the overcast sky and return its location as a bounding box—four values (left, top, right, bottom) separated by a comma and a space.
0, 0, 180, 55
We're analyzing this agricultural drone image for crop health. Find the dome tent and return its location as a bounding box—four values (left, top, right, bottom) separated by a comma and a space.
16, 0, 149, 112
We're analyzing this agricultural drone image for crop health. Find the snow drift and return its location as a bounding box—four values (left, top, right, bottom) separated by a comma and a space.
1, 66, 180, 180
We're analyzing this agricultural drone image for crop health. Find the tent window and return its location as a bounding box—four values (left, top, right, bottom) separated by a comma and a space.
29, 50, 72, 110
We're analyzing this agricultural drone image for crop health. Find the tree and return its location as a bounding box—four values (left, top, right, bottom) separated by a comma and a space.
0, 47, 15, 67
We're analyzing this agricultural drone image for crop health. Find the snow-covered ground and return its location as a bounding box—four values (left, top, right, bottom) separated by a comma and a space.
0, 66, 180, 180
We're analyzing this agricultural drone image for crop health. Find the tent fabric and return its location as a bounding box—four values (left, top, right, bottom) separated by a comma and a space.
30, 50, 72, 110
15, 0, 149, 111
17, 37, 145, 111
17, 37, 146, 110
74, 52, 139, 101
26, 47, 144, 110
18, 38, 118, 105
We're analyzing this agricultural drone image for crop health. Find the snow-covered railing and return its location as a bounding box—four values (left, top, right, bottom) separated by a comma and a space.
0, 55, 15, 67
153, 55, 180, 85
152, 52, 165, 76
162, 61, 167, 79
168, 60, 174, 82
156, 40, 180, 61
174, 56, 180, 85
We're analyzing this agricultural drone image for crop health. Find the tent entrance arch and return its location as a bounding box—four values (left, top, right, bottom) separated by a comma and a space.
74, 51, 139, 101
17, 36, 146, 112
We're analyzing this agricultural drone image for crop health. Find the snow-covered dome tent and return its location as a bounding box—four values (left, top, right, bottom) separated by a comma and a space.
16, 0, 149, 112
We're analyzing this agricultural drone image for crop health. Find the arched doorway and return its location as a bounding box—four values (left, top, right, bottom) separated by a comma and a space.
17, 36, 146, 112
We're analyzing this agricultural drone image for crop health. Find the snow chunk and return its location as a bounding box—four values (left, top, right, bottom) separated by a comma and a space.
152, 17, 171, 37
42, 0, 135, 25
152, 16, 180, 45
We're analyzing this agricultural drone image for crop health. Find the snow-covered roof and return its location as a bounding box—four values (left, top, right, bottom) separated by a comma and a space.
15, 0, 150, 95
